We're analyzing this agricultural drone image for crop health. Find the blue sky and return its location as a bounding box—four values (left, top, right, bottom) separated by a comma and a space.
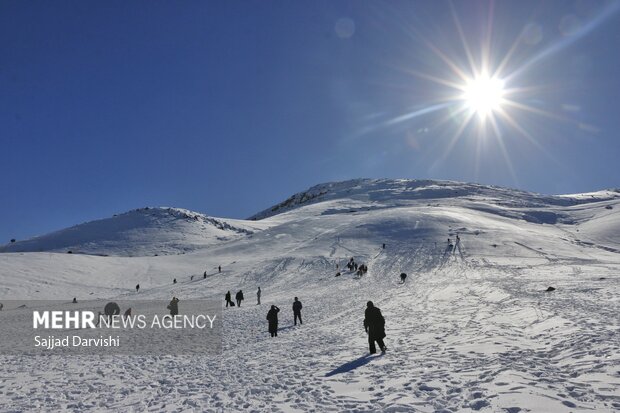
2, 0, 620, 241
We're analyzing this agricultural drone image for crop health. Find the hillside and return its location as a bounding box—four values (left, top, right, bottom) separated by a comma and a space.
0, 179, 619, 412
0, 207, 264, 257
3, 179, 620, 259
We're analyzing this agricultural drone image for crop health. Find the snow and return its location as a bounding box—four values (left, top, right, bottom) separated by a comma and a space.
0, 179, 619, 412
0, 207, 267, 257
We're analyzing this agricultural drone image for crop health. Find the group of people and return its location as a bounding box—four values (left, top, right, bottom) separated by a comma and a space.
225, 290, 245, 307
265, 296, 386, 354
447, 234, 461, 251
266, 296, 303, 337
225, 287, 266, 307
153, 266, 226, 288
220, 287, 305, 340
344, 257, 368, 277
131, 255, 390, 354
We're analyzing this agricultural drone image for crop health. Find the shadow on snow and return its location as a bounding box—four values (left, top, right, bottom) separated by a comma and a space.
324, 354, 383, 377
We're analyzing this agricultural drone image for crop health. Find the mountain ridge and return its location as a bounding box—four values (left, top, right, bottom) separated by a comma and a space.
2, 179, 619, 256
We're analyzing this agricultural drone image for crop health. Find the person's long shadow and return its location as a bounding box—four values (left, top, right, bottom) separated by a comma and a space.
325, 354, 383, 377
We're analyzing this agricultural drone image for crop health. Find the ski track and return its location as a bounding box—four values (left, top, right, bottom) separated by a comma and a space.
1, 242, 619, 412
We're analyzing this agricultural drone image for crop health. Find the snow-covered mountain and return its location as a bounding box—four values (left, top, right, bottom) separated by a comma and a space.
250, 178, 620, 220
4, 179, 619, 258
1, 179, 619, 412
0, 207, 262, 256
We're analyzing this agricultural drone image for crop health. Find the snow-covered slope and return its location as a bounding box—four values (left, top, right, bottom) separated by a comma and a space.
0, 207, 264, 257
250, 178, 620, 221
1, 179, 619, 412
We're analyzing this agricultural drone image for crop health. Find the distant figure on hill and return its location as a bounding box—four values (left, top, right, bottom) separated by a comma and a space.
225, 291, 233, 307
364, 301, 387, 354
257, 287, 261, 305
382, 243, 386, 249
0, 303, 3, 311
266, 305, 280, 337
191, 275, 194, 281
72, 297, 77, 304
203, 271, 207, 279
218, 265, 221, 273
173, 278, 177, 284
167, 297, 179, 316
235, 290, 244, 307
400, 273, 407, 283
136, 284, 140, 293
293, 297, 303, 325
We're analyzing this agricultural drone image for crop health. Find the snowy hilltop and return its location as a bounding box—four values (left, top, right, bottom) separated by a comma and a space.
0, 178, 619, 412
0, 206, 261, 257
3, 179, 620, 258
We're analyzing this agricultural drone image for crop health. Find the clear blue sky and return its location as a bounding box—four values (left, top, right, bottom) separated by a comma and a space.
2, 0, 620, 241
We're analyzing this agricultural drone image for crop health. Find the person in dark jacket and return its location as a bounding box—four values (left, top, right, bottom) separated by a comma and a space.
364, 301, 386, 354
235, 290, 244, 307
292, 297, 303, 325
266, 305, 280, 337
136, 284, 140, 292
167, 297, 179, 316
400, 273, 407, 283
225, 291, 233, 307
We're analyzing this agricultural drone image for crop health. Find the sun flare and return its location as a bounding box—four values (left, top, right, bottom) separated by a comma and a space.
462, 74, 505, 118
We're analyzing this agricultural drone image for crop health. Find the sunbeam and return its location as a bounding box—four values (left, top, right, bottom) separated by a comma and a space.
370, 0, 619, 186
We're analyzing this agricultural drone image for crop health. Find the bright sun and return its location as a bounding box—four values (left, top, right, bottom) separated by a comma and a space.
462, 74, 505, 117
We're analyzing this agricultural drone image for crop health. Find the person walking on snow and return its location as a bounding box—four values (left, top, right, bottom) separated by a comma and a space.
235, 290, 244, 307
364, 301, 387, 354
204, 271, 207, 279
167, 297, 179, 316
266, 305, 280, 337
293, 297, 303, 325
218, 265, 221, 273
136, 284, 140, 293
257, 287, 261, 305
225, 291, 233, 307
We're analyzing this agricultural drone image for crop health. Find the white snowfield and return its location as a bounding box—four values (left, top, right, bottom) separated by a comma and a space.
0, 179, 619, 412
